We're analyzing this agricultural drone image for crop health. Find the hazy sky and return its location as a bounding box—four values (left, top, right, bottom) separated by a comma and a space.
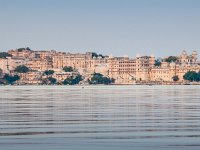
0, 0, 200, 58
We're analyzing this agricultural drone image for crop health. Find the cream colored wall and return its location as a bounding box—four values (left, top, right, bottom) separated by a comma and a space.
2, 50, 200, 84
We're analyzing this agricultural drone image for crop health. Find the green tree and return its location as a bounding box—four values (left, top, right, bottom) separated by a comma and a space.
92, 52, 105, 58
183, 71, 200, 82
14, 65, 29, 73
48, 77, 57, 84
172, 75, 179, 82
3, 74, 20, 84
26, 47, 31, 51
165, 56, 177, 63
92, 52, 98, 58
198, 72, 200, 81
63, 76, 73, 85
44, 70, 54, 75
17, 48, 25, 52
17, 47, 32, 52
0, 80, 4, 84
90, 73, 113, 85
99, 54, 104, 58
63, 75, 83, 85
0, 52, 12, 58
63, 66, 73, 72
154, 59, 161, 67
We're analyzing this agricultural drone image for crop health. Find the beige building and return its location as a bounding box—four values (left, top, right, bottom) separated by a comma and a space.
26, 58, 52, 71
18, 71, 43, 84
8, 49, 33, 59
0, 57, 26, 73
150, 51, 200, 82
1, 49, 199, 84
107, 54, 155, 84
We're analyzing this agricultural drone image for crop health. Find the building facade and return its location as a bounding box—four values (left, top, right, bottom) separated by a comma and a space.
1, 48, 199, 84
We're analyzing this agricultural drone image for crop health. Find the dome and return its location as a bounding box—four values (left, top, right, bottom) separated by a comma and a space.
192, 51, 197, 55
182, 50, 187, 55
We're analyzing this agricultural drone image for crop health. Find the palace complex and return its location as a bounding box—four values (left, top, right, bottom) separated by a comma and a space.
0, 48, 199, 84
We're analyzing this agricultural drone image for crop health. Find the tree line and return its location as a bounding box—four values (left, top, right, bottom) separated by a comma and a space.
0, 65, 114, 85
1, 65, 199, 85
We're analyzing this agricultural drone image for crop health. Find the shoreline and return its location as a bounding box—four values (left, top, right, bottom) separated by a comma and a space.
1, 83, 200, 86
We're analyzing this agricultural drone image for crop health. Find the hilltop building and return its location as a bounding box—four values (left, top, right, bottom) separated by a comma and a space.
0, 48, 199, 84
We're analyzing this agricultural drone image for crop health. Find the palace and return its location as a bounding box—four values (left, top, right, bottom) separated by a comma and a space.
0, 48, 199, 84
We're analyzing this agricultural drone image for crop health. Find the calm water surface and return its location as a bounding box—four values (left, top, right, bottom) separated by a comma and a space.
0, 85, 200, 150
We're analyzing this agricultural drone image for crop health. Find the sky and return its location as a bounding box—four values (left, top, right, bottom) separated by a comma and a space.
0, 0, 200, 58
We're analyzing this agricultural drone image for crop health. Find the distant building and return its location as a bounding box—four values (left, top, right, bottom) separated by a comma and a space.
1, 49, 199, 84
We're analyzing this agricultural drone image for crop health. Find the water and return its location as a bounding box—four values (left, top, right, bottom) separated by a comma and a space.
0, 85, 200, 150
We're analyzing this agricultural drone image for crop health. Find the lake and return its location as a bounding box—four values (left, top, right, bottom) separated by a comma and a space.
0, 85, 200, 150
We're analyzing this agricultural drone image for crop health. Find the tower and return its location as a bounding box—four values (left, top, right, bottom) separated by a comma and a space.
191, 51, 198, 64
149, 54, 155, 67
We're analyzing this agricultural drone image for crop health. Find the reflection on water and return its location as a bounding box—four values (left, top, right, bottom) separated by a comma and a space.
0, 85, 200, 150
